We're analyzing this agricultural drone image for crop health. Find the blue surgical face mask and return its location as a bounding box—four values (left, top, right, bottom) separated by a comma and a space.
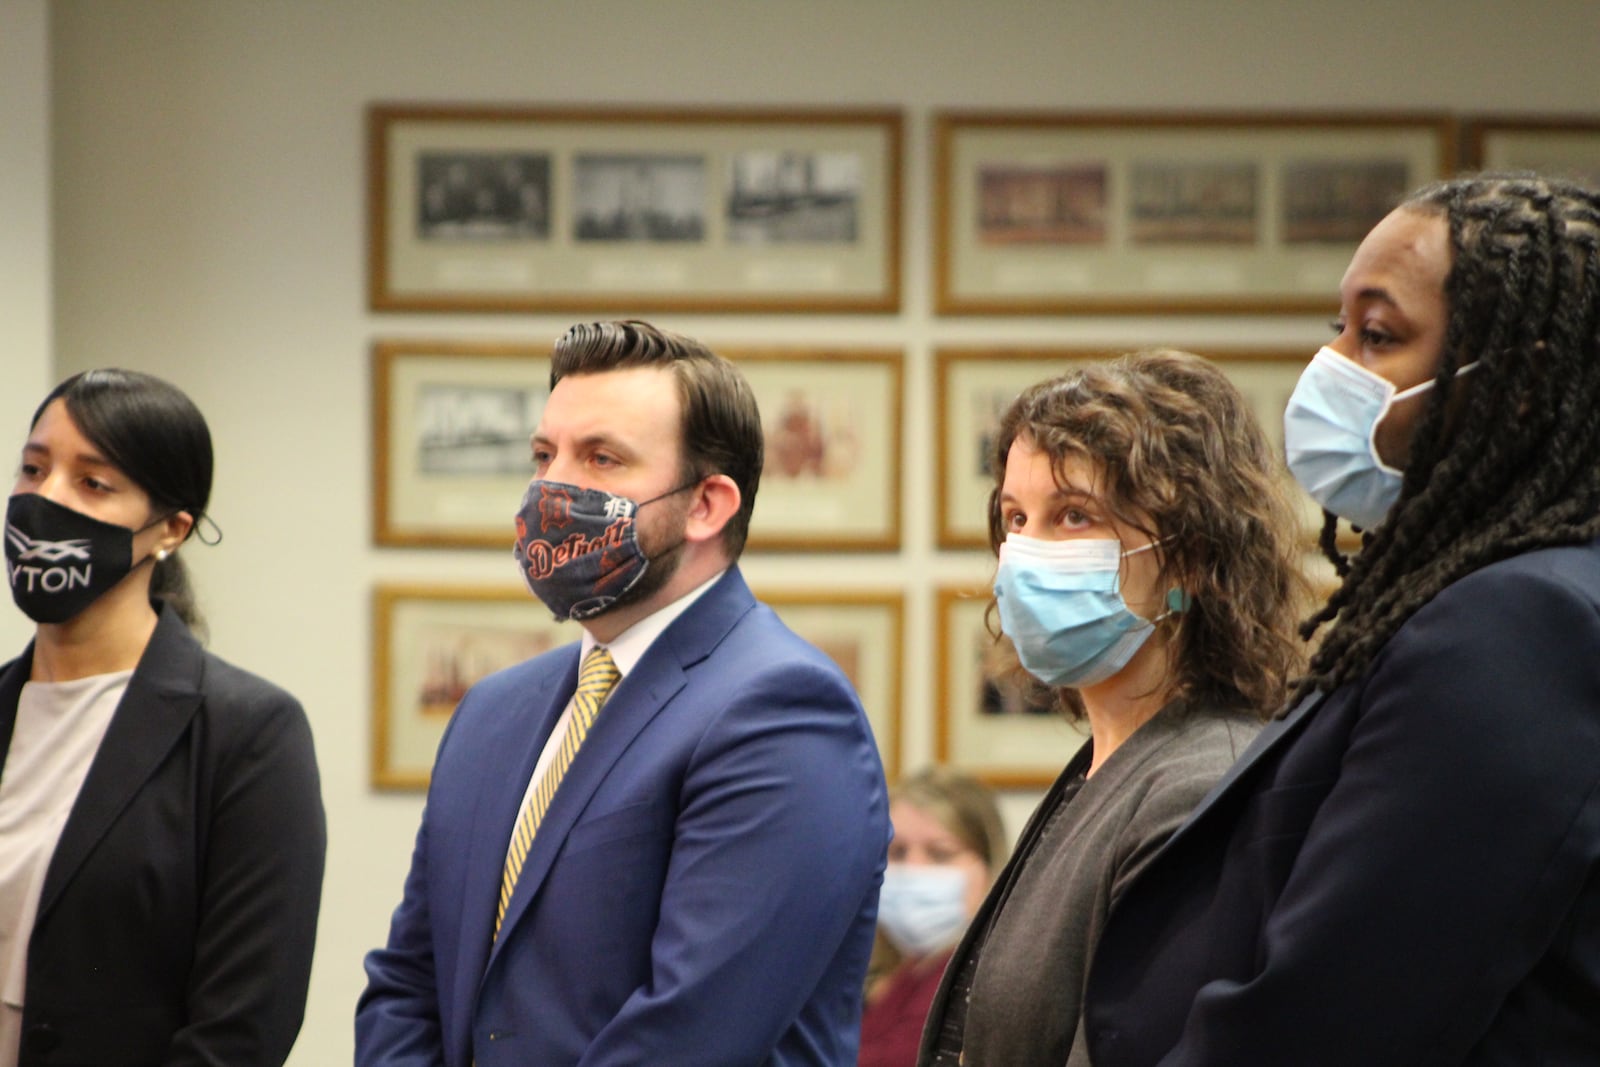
994, 535, 1180, 689
876, 864, 970, 957
1283, 346, 1474, 530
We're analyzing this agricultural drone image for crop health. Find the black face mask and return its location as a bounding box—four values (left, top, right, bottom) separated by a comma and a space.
5, 494, 161, 625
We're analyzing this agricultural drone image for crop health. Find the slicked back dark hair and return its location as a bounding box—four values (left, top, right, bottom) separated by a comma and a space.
1301, 174, 1600, 699
32, 368, 213, 634
549, 320, 763, 558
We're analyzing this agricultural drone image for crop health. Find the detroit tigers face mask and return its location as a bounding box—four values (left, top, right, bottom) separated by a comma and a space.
5, 493, 162, 625
512, 479, 693, 622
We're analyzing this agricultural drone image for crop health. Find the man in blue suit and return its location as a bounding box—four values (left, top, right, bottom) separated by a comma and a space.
356, 321, 890, 1066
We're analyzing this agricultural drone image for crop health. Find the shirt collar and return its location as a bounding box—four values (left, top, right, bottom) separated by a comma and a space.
579, 569, 726, 677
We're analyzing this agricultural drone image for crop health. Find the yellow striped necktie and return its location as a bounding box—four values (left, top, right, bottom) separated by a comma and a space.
495, 646, 620, 937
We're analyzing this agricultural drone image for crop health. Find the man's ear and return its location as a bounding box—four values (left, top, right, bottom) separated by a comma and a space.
682, 474, 741, 545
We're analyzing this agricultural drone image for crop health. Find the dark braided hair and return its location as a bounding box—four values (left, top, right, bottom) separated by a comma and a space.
1298, 174, 1600, 700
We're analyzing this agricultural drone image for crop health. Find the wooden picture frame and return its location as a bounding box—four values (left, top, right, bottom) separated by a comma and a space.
372, 339, 550, 549
758, 588, 904, 779
933, 111, 1454, 315
934, 586, 1087, 788
729, 347, 903, 551
372, 583, 577, 790
934, 346, 1334, 549
1463, 115, 1600, 186
368, 104, 902, 313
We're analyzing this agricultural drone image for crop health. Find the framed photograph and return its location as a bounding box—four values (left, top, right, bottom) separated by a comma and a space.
373, 339, 550, 548
935, 586, 1087, 788
728, 347, 902, 551
759, 589, 904, 779
1463, 116, 1600, 187
933, 111, 1454, 314
369, 104, 902, 313
372, 583, 576, 790
934, 347, 1332, 549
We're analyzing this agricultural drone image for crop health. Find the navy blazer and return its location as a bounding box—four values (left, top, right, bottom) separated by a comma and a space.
356, 568, 891, 1067
0, 604, 326, 1066
1084, 541, 1600, 1066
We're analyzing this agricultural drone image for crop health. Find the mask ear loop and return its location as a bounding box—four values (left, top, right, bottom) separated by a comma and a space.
1121, 536, 1188, 623
192, 513, 224, 546
1368, 361, 1480, 475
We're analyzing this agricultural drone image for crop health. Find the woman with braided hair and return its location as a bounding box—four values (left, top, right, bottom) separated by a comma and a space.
1082, 174, 1600, 1066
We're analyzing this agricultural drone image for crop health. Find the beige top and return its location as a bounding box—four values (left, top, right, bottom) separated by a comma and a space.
0, 670, 129, 1067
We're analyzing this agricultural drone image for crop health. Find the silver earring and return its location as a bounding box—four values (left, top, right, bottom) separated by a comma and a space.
156, 548, 170, 562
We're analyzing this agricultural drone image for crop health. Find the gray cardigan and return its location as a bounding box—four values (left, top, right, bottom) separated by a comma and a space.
919, 699, 1262, 1067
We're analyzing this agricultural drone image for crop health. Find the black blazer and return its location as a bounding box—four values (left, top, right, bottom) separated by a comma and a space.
1083, 541, 1600, 1066
0, 604, 326, 1067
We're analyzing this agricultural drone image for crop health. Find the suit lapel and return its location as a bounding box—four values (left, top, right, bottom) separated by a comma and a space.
36, 606, 204, 922
458, 646, 580, 996
1152, 688, 1328, 858
486, 568, 754, 961
488, 648, 688, 958
0, 646, 32, 766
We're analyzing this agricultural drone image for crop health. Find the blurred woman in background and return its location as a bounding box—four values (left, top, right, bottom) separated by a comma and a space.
861, 767, 1006, 1067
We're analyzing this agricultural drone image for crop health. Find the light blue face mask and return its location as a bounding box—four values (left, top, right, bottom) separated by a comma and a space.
876, 864, 969, 957
994, 535, 1183, 689
1283, 346, 1474, 531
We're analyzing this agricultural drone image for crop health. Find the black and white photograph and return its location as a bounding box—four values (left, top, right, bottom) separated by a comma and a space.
572, 153, 707, 242
415, 383, 544, 476
372, 106, 901, 311
1281, 158, 1409, 244
725, 150, 861, 243
372, 341, 554, 548
415, 151, 551, 240
976, 162, 1108, 245
1129, 160, 1260, 244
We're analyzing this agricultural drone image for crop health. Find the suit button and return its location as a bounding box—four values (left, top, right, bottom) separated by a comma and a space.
24, 1023, 60, 1054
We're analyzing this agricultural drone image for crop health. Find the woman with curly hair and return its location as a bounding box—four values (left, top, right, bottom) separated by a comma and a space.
1085, 174, 1600, 1066
918, 349, 1308, 1066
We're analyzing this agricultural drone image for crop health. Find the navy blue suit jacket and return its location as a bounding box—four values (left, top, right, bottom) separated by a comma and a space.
356, 568, 890, 1066
1084, 541, 1600, 1065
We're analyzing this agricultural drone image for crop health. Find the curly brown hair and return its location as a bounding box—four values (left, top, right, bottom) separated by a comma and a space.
986, 349, 1309, 720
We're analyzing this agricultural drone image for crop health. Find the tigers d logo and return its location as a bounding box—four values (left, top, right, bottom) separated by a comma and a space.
537, 483, 574, 534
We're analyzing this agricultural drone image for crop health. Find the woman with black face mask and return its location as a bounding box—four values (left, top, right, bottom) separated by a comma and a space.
0, 369, 325, 1066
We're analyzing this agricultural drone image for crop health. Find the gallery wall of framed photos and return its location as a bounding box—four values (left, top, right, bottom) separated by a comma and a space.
364, 104, 1600, 792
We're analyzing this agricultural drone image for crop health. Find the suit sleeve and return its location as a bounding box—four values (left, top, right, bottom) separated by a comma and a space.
355, 721, 459, 1067
577, 657, 889, 1066
167, 686, 327, 1067
1161, 563, 1600, 1065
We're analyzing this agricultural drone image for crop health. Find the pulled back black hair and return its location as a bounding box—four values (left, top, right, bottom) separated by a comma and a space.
33, 368, 214, 634
1300, 174, 1600, 698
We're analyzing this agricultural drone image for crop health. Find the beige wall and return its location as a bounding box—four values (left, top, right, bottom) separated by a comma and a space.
2, 0, 52, 655
34, 2, 1600, 1063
